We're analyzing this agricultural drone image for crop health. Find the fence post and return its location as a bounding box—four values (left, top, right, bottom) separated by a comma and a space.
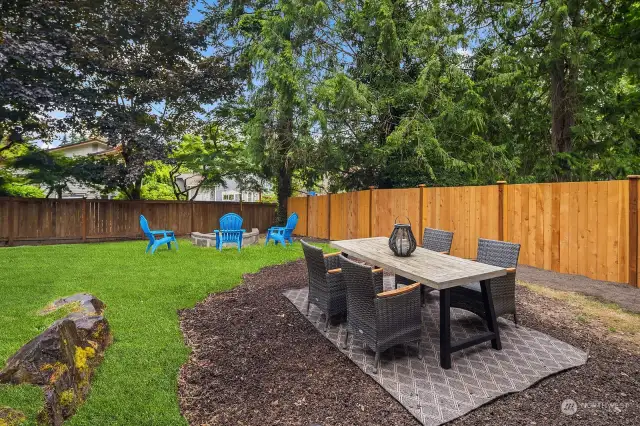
327, 193, 332, 241
305, 195, 310, 237
418, 184, 426, 234
369, 186, 376, 237
82, 197, 87, 242
497, 181, 507, 241
190, 201, 195, 233
629, 175, 639, 287
7, 198, 14, 247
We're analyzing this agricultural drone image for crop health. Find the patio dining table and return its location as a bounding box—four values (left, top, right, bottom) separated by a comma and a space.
330, 237, 507, 369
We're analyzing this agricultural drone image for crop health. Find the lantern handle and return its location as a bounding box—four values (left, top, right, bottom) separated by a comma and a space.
394, 216, 411, 226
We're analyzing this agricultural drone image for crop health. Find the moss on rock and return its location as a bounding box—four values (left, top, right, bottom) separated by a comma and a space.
0, 406, 26, 426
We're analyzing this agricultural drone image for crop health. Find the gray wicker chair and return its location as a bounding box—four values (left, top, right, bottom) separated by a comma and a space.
396, 228, 454, 301
301, 240, 347, 332
449, 238, 521, 325
339, 255, 422, 374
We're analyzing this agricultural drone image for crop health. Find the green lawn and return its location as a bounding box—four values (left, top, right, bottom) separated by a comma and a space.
0, 239, 308, 425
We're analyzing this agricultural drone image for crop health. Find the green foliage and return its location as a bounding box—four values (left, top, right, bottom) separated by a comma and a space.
2, 0, 240, 198
0, 182, 45, 198
312, 0, 517, 189
11, 150, 77, 198
140, 179, 175, 201
204, 0, 334, 222
460, 0, 640, 182
168, 127, 249, 200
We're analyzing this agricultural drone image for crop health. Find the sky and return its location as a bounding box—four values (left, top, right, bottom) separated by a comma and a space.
186, 0, 211, 23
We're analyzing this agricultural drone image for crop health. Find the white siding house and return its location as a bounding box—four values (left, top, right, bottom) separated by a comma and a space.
175, 173, 265, 202
46, 138, 117, 199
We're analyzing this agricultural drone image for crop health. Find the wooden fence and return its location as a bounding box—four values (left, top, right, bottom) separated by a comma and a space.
0, 198, 276, 246
288, 176, 640, 286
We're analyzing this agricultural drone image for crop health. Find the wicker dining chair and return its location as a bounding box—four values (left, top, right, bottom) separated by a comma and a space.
449, 238, 521, 325
395, 228, 454, 302
339, 255, 422, 374
301, 240, 347, 332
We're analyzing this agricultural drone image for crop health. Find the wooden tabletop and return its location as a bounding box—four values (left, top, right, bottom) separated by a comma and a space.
330, 237, 506, 290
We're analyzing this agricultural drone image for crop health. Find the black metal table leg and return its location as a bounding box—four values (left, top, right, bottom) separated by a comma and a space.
439, 288, 451, 369
480, 279, 502, 350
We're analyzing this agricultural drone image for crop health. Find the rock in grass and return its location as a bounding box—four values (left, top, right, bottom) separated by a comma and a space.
0, 294, 111, 426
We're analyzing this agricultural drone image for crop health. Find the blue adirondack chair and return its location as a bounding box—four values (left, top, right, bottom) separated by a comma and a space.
265, 213, 298, 246
139, 214, 178, 254
214, 213, 245, 251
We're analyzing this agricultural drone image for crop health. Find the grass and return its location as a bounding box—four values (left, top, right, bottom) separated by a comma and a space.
0, 239, 312, 425
519, 281, 640, 348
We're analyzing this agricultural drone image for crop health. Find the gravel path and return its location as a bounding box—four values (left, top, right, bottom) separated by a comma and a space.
516, 265, 640, 314
179, 260, 639, 425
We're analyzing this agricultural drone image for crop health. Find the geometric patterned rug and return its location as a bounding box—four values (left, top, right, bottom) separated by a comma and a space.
283, 281, 588, 426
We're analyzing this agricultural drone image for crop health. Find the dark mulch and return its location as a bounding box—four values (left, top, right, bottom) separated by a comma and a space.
179, 260, 640, 425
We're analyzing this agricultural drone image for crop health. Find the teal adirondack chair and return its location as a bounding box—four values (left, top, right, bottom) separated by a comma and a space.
214, 213, 245, 251
140, 215, 178, 254
265, 213, 298, 246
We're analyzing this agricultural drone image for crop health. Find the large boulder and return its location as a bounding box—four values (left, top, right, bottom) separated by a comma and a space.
0, 294, 111, 425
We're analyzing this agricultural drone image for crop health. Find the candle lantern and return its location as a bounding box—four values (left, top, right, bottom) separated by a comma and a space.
388, 216, 417, 257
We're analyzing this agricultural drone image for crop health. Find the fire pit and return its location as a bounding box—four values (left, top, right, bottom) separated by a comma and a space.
190, 228, 260, 248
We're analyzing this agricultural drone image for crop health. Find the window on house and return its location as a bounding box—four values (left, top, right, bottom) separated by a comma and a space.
222, 192, 237, 201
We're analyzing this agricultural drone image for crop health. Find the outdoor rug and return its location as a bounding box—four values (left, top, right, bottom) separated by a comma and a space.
283, 282, 588, 426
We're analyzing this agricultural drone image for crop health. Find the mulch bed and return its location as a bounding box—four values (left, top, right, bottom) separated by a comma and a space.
179, 260, 640, 425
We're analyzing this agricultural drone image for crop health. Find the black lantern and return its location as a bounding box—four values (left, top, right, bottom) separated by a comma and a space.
388, 216, 417, 257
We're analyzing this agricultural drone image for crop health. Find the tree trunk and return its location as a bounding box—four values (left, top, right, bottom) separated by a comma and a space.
550, 57, 574, 155
276, 165, 292, 225
549, 0, 578, 177
130, 178, 143, 200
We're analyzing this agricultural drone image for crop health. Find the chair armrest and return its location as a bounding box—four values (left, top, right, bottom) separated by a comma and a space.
323, 252, 341, 258
324, 254, 341, 271
377, 283, 420, 298
151, 230, 173, 235
372, 268, 384, 294
327, 268, 342, 274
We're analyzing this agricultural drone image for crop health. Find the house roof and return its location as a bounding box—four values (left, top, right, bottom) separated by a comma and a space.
48, 137, 108, 151
48, 137, 120, 156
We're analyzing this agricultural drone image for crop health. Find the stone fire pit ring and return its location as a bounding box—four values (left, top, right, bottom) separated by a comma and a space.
191, 228, 260, 248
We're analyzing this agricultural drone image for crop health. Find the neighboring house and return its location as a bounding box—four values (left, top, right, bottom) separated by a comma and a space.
48, 137, 116, 158
46, 138, 270, 201
46, 137, 118, 199
175, 173, 266, 202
